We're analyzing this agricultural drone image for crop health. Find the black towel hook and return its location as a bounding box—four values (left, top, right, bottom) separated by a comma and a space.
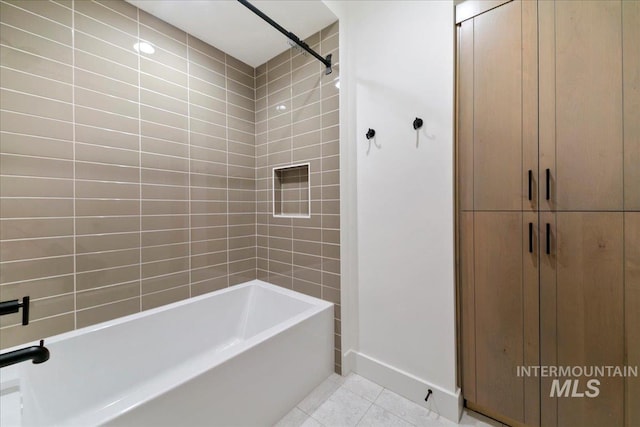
413, 117, 424, 130
366, 128, 376, 140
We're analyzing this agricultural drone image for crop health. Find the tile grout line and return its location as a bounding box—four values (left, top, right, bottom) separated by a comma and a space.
290, 48, 294, 288
186, 34, 192, 298
253, 66, 258, 281
0, 41, 248, 107
319, 33, 325, 303
352, 400, 375, 427
0, 60, 248, 116
266, 63, 271, 284
225, 52, 230, 288
71, 0, 77, 329
137, 6, 143, 312
283, 374, 500, 427
24, 13, 254, 94
0, 0, 73, 28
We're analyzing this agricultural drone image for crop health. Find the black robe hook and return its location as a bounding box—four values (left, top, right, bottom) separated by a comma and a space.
413, 117, 423, 130
366, 128, 376, 140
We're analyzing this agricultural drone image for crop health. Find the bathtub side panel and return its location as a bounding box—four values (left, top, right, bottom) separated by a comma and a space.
20, 287, 251, 426
106, 306, 334, 427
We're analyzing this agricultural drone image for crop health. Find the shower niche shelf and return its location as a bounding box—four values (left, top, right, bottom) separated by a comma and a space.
273, 163, 311, 218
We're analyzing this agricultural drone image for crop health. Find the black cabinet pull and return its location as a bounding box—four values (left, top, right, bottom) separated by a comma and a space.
528, 170, 532, 201
546, 168, 550, 201
546, 223, 551, 255
528, 222, 533, 253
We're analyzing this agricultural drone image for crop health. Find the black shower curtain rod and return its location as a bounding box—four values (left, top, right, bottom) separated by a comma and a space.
237, 0, 333, 75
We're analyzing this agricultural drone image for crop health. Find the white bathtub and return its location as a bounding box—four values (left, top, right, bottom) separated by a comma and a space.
0, 280, 334, 426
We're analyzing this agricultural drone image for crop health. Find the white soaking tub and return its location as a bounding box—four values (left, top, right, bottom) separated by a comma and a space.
0, 280, 334, 426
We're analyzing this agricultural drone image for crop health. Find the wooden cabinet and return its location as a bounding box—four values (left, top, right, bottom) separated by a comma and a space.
552, 213, 624, 427
543, 1, 624, 212
457, 1, 639, 426
623, 2, 640, 211
457, 2, 538, 425
458, 0, 538, 212
540, 0, 639, 213
473, 3, 522, 211
538, 2, 637, 426
474, 212, 525, 421
625, 213, 640, 427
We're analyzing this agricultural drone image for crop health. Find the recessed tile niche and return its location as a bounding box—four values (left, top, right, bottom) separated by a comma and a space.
273, 163, 311, 218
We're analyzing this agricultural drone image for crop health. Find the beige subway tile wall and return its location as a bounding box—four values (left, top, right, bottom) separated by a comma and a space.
1, 0, 76, 343
255, 22, 341, 372
0, 0, 340, 372
0, 0, 256, 348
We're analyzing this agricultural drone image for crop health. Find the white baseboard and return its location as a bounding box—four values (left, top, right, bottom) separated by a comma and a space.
342, 348, 356, 375
346, 350, 463, 423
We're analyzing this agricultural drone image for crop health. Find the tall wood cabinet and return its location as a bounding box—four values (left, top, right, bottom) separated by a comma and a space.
456, 1, 639, 426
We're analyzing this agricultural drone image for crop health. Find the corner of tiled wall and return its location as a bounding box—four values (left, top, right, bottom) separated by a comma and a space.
255, 21, 341, 373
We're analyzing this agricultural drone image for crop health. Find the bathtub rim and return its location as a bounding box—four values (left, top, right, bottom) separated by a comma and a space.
3, 279, 332, 353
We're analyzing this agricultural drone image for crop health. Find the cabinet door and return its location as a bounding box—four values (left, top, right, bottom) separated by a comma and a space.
463, 0, 537, 212
458, 19, 474, 212
624, 1, 640, 211
539, 212, 557, 427
540, 1, 624, 211
473, 0, 523, 211
546, 213, 625, 427
625, 213, 640, 427
473, 212, 525, 422
459, 212, 476, 402
522, 211, 540, 427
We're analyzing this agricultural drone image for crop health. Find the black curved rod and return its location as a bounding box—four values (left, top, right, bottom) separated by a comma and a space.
0, 340, 49, 368
237, 0, 332, 74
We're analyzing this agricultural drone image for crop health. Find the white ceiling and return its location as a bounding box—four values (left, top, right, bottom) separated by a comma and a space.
126, 0, 337, 68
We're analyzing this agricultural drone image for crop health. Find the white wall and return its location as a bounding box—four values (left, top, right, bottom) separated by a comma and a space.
328, 0, 460, 421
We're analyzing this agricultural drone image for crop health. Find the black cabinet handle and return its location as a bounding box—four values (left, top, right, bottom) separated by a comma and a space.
546, 223, 551, 255
546, 168, 550, 201
528, 170, 532, 201
529, 222, 533, 253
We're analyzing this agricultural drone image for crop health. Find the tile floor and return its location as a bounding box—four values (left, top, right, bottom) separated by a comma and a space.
274, 373, 508, 427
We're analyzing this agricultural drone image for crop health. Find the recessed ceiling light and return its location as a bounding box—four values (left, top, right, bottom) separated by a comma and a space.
276, 104, 287, 111
134, 41, 155, 55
